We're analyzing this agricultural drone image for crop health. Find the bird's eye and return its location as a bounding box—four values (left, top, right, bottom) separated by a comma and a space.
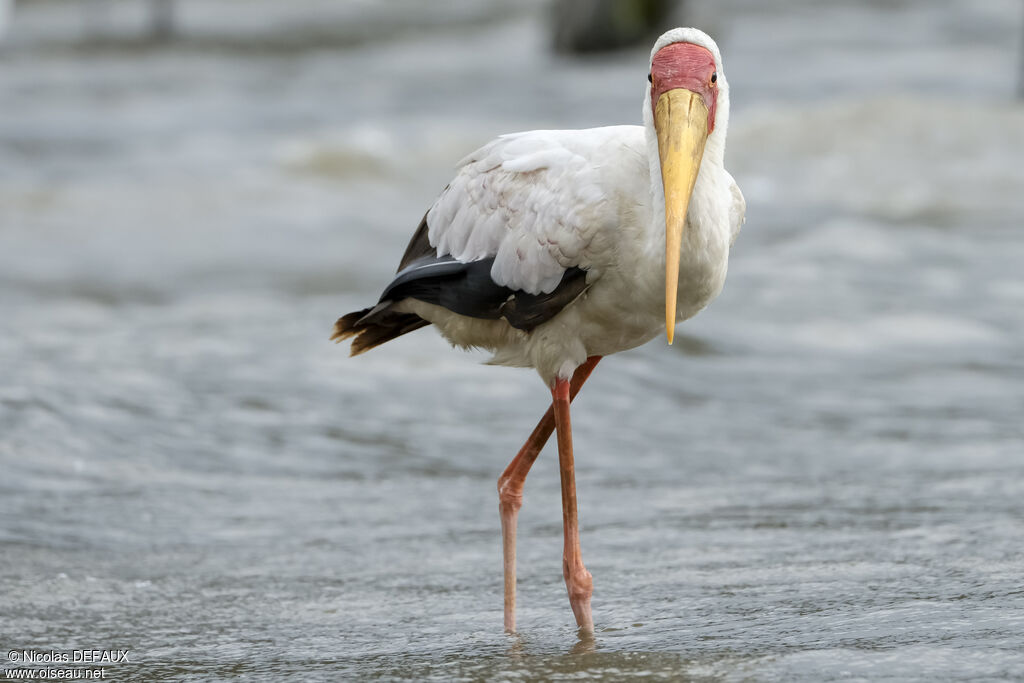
647, 73, 652, 83
711, 72, 718, 84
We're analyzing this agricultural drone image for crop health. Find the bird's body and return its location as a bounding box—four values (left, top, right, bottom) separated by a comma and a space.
334, 28, 743, 633
391, 124, 743, 382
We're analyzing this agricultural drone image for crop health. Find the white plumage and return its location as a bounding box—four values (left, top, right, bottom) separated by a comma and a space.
427, 128, 633, 295
392, 28, 744, 383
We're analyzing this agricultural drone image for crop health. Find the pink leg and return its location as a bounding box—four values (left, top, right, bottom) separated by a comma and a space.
498, 356, 600, 633
552, 374, 594, 632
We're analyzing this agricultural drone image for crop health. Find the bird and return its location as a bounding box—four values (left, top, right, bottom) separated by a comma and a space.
332, 27, 744, 633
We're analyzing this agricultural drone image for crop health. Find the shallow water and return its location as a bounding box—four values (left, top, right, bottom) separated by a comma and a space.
2, 0, 1024, 680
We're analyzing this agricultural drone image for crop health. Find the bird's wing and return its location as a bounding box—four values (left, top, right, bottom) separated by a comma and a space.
379, 127, 643, 330
426, 128, 633, 294
724, 169, 746, 246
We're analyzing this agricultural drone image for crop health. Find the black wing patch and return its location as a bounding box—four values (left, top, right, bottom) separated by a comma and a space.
396, 213, 435, 273
379, 216, 588, 332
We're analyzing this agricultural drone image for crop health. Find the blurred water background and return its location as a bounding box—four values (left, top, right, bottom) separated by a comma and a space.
2, 0, 1024, 680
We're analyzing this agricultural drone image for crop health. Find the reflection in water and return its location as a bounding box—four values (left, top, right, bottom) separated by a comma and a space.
569, 629, 597, 655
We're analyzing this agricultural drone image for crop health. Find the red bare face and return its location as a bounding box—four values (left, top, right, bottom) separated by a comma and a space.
649, 43, 718, 133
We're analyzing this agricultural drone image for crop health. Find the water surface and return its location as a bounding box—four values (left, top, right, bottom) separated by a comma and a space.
2, 0, 1023, 680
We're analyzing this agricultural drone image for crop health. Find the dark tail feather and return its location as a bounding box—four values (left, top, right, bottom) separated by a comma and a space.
331, 306, 430, 356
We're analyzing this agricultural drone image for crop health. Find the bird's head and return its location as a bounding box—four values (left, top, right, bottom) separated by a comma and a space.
644, 28, 728, 344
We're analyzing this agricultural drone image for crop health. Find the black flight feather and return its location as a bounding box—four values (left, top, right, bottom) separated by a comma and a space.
332, 212, 589, 355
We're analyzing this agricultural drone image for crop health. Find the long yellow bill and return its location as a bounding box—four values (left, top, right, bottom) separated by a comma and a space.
655, 89, 709, 345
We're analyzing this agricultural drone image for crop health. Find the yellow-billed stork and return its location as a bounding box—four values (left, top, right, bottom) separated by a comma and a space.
333, 28, 745, 633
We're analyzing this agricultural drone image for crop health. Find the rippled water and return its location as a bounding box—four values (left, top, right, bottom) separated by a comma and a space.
2, 0, 1024, 680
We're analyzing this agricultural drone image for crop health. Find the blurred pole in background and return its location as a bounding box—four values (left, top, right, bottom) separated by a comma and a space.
82, 0, 111, 38
0, 0, 10, 44
79, 0, 175, 42
551, 0, 681, 53
149, 0, 175, 40
1019, 3, 1024, 98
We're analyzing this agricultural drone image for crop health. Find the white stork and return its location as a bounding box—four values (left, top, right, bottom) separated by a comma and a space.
333, 27, 744, 633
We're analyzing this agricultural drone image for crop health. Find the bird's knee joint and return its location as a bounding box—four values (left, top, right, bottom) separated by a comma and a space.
497, 476, 524, 512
